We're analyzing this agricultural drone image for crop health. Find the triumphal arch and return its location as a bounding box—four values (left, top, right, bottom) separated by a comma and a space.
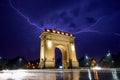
39, 29, 78, 69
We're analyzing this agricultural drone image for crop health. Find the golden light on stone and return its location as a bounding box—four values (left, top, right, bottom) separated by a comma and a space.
65, 33, 69, 36
39, 28, 78, 69
52, 30, 56, 33
61, 32, 64, 35
46, 29, 50, 32
71, 44, 75, 51
70, 34, 73, 36
47, 40, 52, 48
57, 31, 60, 34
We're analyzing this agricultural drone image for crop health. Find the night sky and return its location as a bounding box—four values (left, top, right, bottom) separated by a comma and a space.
0, 0, 120, 61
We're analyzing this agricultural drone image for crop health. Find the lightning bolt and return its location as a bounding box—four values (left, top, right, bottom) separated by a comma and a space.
9, 0, 120, 37
9, 0, 43, 31
74, 16, 105, 34
74, 15, 120, 37
114, 33, 120, 37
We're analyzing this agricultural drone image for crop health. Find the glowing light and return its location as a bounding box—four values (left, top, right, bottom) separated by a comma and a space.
71, 44, 75, 51
86, 55, 88, 59
112, 60, 114, 63
92, 66, 102, 70
52, 30, 56, 33
111, 69, 119, 80
33, 66, 35, 69
57, 31, 60, 34
0, 72, 12, 79
46, 29, 50, 32
41, 46, 44, 59
86, 63, 89, 65
88, 69, 92, 80
28, 62, 30, 65
12, 70, 27, 79
47, 40, 52, 48
61, 32, 64, 35
107, 52, 111, 57
19, 58, 22, 61
59, 66, 63, 69
65, 33, 69, 36
70, 34, 73, 36
0, 70, 27, 79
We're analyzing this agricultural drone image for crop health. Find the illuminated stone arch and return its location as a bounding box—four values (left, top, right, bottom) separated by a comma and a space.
39, 29, 78, 69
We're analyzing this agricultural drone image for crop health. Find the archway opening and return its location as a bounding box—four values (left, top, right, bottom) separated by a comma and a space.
55, 48, 62, 68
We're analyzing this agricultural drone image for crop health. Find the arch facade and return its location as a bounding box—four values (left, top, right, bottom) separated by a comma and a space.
39, 29, 78, 68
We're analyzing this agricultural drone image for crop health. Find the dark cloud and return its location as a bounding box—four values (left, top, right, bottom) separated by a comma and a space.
59, 12, 72, 24
69, 22, 78, 28
85, 1, 99, 12
85, 17, 96, 24
39, 20, 44, 27
59, 12, 67, 19
70, 8, 80, 17
50, 13, 59, 23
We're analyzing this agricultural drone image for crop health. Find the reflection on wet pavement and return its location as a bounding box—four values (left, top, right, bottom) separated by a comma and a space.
0, 68, 120, 80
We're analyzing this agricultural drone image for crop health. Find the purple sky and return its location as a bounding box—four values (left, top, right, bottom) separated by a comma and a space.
0, 0, 120, 61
